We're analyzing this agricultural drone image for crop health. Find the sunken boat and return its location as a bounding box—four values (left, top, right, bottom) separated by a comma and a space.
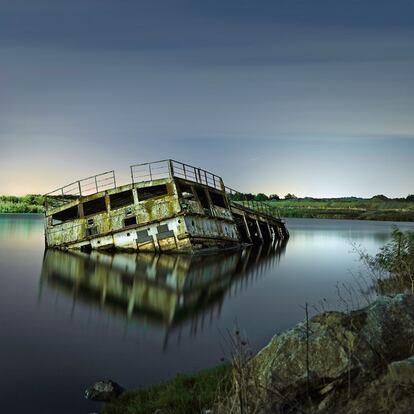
44, 160, 289, 253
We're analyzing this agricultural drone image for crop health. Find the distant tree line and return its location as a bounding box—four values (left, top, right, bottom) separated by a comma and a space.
227, 192, 414, 202
372, 194, 414, 202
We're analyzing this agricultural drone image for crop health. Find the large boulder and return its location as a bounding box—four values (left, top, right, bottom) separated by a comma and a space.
252, 294, 414, 412
85, 380, 125, 402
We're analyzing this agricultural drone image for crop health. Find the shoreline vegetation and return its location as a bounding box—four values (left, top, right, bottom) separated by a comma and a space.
0, 195, 44, 214
1, 194, 414, 222
101, 229, 414, 414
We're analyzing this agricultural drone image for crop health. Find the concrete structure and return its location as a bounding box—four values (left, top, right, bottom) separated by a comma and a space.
44, 160, 288, 253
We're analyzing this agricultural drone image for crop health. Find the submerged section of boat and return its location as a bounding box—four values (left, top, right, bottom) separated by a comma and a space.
43, 160, 288, 253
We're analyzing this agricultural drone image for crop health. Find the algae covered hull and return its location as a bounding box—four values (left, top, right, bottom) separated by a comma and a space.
44, 160, 288, 253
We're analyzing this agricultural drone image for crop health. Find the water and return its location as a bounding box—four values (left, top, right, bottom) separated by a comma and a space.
1, 214, 414, 413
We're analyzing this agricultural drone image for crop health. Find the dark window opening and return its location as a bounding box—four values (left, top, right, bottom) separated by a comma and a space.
51, 205, 79, 225
137, 184, 168, 201
209, 191, 227, 208
109, 190, 134, 210
83, 197, 107, 216
195, 188, 210, 209
80, 244, 92, 253
86, 226, 98, 237
124, 216, 137, 227
177, 182, 194, 198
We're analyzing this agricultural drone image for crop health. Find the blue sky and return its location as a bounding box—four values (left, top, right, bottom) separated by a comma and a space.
1, 0, 413, 197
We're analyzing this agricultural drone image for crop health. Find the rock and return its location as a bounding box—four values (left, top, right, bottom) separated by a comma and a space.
251, 294, 414, 412
85, 380, 125, 402
332, 355, 414, 414
387, 356, 414, 385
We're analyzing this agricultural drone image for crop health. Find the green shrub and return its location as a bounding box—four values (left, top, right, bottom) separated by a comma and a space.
103, 364, 231, 414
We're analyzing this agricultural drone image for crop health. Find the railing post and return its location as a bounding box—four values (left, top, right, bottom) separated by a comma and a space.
168, 160, 174, 179
112, 171, 117, 188
78, 181, 82, 197
130, 166, 134, 185
149, 164, 153, 181
183, 164, 187, 179
94, 176, 99, 193
219, 178, 225, 192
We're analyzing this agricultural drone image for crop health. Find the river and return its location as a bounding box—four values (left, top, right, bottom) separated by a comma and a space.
1, 214, 413, 413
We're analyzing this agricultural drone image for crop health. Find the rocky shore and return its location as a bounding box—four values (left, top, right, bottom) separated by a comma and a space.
250, 293, 414, 413
97, 293, 414, 413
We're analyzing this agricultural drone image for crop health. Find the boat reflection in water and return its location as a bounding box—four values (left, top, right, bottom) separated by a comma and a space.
39, 240, 287, 348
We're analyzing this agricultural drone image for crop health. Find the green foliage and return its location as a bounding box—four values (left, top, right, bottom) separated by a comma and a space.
361, 229, 414, 294
407, 195, 414, 202
284, 193, 298, 200
268, 194, 280, 200
372, 194, 389, 201
254, 193, 269, 201
0, 195, 44, 213
103, 364, 231, 414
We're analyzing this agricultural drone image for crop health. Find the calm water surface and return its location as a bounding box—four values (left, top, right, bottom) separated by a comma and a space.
1, 214, 414, 413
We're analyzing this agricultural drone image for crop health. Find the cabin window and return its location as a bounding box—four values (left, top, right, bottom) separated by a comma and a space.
137, 184, 168, 201
195, 188, 210, 209
51, 205, 79, 225
109, 190, 134, 210
124, 216, 137, 227
83, 197, 107, 216
177, 182, 194, 198
209, 191, 227, 208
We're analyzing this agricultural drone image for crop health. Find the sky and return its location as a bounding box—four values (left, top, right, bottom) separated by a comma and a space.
1, 0, 413, 197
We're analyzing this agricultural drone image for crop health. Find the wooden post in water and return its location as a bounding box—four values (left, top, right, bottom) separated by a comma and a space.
255, 218, 264, 242
242, 213, 252, 243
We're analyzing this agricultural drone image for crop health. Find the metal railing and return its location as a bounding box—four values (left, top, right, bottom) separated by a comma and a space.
43, 159, 280, 222
44, 170, 116, 210
130, 159, 224, 191
225, 186, 281, 220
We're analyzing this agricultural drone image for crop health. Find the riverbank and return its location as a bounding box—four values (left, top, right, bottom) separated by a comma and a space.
268, 198, 414, 221
102, 229, 414, 414
2, 195, 414, 222
104, 296, 414, 414
102, 364, 231, 414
